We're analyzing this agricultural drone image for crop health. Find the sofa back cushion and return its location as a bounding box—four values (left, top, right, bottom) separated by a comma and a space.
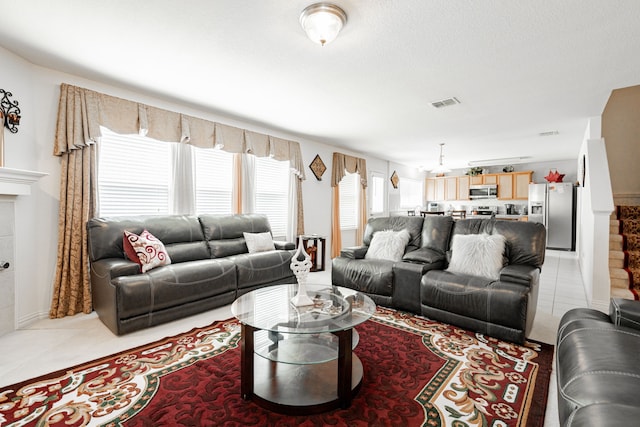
363, 216, 424, 253
420, 215, 454, 253
493, 220, 546, 268
199, 214, 273, 258
449, 218, 546, 268
87, 215, 209, 263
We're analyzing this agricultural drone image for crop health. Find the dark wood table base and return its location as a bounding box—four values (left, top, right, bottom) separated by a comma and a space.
240, 323, 364, 415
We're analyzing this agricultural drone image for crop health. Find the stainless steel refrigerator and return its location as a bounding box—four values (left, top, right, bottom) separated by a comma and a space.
528, 182, 576, 250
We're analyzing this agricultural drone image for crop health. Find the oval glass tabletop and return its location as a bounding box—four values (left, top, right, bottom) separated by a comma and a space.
230, 284, 376, 334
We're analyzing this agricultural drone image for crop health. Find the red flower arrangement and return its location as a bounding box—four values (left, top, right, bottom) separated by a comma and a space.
544, 170, 565, 183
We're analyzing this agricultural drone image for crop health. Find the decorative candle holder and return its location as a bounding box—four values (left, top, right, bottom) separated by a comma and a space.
290, 236, 314, 306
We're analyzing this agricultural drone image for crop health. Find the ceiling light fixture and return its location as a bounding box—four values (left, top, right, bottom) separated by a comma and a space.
431, 143, 451, 175
300, 3, 347, 46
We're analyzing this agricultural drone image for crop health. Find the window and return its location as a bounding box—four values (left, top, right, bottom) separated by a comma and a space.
194, 147, 233, 215
370, 172, 385, 214
255, 157, 290, 239
339, 172, 359, 229
400, 176, 423, 208
98, 128, 171, 216
97, 128, 290, 233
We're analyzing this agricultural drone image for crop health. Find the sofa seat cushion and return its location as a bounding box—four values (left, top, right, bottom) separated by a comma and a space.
332, 257, 395, 297
113, 259, 237, 319
230, 250, 295, 290
402, 247, 446, 265
421, 270, 529, 330
556, 316, 640, 422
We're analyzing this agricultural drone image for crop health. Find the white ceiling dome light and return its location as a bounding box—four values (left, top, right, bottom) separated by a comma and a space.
300, 3, 347, 46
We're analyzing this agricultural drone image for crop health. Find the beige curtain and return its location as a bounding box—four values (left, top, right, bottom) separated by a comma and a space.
50, 86, 99, 317
331, 152, 368, 258
232, 154, 242, 214
50, 83, 306, 317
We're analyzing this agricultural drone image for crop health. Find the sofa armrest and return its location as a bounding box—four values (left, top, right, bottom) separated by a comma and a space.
274, 241, 295, 250
402, 247, 446, 266
392, 262, 426, 313
610, 298, 640, 330
340, 246, 368, 259
499, 264, 538, 286
91, 258, 141, 282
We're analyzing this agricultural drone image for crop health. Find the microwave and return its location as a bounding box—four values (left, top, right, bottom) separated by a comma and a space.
469, 184, 498, 199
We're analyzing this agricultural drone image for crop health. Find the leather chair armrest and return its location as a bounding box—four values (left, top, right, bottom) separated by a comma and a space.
610, 298, 640, 330
340, 246, 368, 259
499, 264, 538, 286
402, 247, 446, 266
274, 241, 295, 250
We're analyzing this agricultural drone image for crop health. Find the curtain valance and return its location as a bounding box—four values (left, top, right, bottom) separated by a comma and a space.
331, 152, 367, 187
54, 83, 306, 180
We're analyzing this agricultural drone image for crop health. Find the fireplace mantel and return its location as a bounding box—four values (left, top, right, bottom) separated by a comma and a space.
0, 167, 47, 195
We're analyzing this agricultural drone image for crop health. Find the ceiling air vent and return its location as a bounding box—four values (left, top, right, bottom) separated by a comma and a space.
431, 97, 460, 109
539, 130, 559, 137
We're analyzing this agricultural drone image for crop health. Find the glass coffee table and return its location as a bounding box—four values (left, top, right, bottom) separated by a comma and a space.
231, 284, 376, 415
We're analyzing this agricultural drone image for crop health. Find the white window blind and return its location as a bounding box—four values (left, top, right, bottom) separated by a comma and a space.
400, 176, 423, 208
98, 128, 171, 216
194, 148, 233, 215
339, 172, 359, 229
255, 157, 290, 239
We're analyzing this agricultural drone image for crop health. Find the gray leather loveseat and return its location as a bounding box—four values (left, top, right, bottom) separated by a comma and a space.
332, 216, 546, 344
556, 298, 640, 426
87, 213, 295, 335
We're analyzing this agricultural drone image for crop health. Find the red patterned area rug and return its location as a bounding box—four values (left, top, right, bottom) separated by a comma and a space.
0, 307, 553, 426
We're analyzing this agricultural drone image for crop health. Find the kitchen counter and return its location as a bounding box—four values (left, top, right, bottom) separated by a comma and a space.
465, 214, 528, 221
495, 214, 528, 221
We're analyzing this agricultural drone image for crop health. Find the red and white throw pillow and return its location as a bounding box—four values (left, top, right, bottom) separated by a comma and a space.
123, 229, 171, 273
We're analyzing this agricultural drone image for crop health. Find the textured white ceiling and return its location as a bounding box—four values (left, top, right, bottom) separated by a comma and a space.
1, 0, 639, 169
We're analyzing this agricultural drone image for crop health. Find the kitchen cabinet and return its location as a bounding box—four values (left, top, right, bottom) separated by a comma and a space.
497, 171, 533, 200
514, 172, 532, 199
425, 177, 446, 201
445, 177, 458, 200
482, 174, 498, 185
426, 171, 532, 201
498, 174, 514, 199
425, 178, 435, 201
457, 175, 470, 200
434, 178, 445, 201
470, 175, 483, 185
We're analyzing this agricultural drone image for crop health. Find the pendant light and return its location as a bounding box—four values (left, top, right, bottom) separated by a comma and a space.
300, 3, 347, 46
431, 143, 451, 175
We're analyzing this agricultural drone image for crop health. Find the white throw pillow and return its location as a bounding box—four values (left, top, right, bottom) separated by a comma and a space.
365, 229, 411, 262
446, 233, 506, 280
243, 231, 275, 253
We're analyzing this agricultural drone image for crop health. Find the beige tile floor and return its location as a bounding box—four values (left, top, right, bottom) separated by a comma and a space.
0, 250, 587, 426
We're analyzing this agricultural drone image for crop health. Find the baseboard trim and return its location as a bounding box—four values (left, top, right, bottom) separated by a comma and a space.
17, 310, 50, 329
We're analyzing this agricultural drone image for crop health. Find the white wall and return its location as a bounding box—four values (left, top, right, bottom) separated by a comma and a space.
387, 161, 424, 215
1, 46, 392, 325
576, 116, 614, 312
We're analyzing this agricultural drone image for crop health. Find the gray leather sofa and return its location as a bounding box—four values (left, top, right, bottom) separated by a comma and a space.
332, 216, 546, 344
87, 213, 295, 335
556, 298, 640, 426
